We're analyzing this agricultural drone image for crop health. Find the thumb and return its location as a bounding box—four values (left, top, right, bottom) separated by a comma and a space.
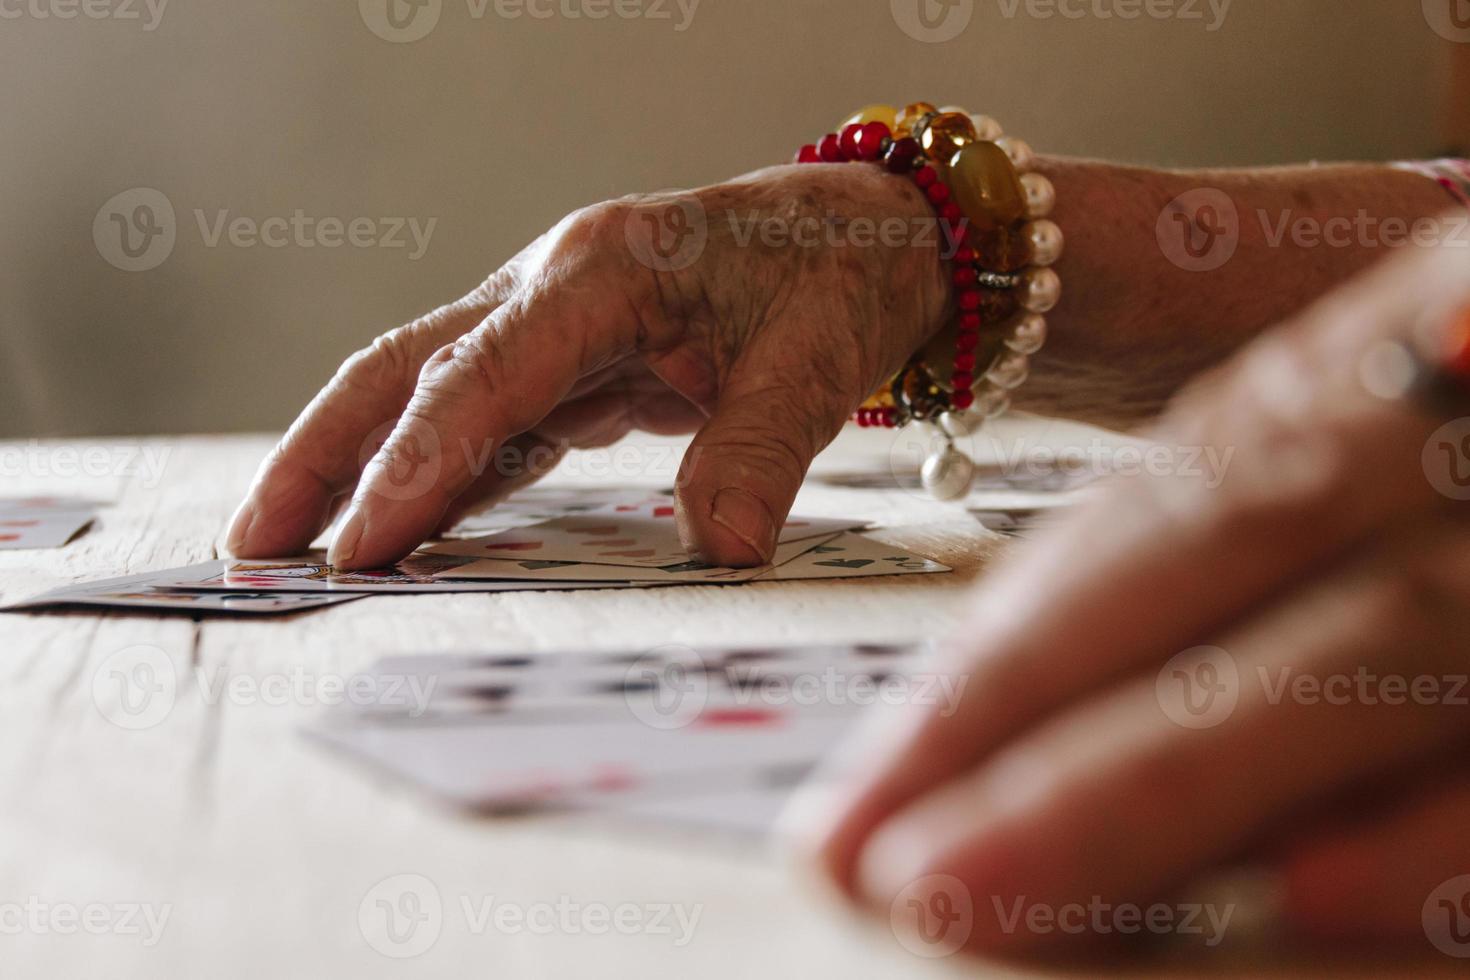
674, 371, 849, 568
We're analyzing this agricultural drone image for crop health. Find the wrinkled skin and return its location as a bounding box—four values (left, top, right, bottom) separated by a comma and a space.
227, 164, 950, 569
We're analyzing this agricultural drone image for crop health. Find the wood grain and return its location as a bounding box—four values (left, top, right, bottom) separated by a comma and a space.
0, 427, 1451, 978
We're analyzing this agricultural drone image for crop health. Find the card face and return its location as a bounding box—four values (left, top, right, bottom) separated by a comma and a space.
441, 487, 669, 538
168, 553, 650, 594
431, 533, 842, 584
1, 561, 362, 614
307, 642, 932, 813
420, 511, 863, 569
749, 533, 950, 582
0, 497, 101, 550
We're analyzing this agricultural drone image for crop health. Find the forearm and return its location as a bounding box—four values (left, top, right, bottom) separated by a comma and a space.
1024, 157, 1453, 428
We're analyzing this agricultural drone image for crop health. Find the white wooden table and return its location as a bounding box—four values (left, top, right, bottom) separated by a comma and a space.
0, 425, 1447, 978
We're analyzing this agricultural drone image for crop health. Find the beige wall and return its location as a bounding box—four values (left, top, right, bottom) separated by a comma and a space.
0, 0, 1452, 437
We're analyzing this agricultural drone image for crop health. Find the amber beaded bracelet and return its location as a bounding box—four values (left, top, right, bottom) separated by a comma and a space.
796, 102, 1063, 500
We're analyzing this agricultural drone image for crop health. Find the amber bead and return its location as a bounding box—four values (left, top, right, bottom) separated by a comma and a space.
972, 226, 1032, 273
840, 103, 898, 133
894, 101, 938, 138
919, 111, 977, 164
949, 141, 1026, 231
978, 287, 1019, 322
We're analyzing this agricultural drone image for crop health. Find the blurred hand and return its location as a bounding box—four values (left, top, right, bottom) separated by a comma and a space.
226, 163, 950, 569
789, 240, 1470, 954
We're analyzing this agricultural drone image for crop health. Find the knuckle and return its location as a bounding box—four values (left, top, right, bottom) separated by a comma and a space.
337, 326, 421, 397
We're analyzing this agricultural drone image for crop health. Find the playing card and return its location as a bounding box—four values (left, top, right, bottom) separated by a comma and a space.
0, 496, 102, 550
970, 507, 1068, 538
430, 532, 843, 584
1, 561, 364, 614
306, 642, 937, 814
167, 552, 653, 594
748, 533, 950, 581
419, 510, 863, 569
440, 487, 665, 538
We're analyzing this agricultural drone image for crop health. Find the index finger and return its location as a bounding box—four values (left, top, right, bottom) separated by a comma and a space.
226, 292, 496, 558
328, 211, 647, 570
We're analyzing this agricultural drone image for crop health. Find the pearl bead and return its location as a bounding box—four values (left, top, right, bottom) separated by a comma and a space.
1020, 172, 1056, 219
1022, 220, 1064, 266
995, 137, 1034, 171
921, 445, 976, 501
985, 350, 1030, 390
1006, 313, 1048, 355
939, 411, 980, 438
972, 385, 1011, 419
1020, 267, 1062, 313
969, 114, 1003, 141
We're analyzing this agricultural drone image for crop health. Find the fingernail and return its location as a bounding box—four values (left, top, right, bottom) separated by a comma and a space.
710, 487, 777, 561
329, 508, 366, 567
225, 501, 256, 557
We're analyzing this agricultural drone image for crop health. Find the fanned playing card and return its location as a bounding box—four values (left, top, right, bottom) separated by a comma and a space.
429, 533, 843, 584
0, 496, 102, 550
420, 510, 863, 568
305, 643, 940, 821
1, 561, 364, 614
164, 553, 652, 594
749, 532, 950, 581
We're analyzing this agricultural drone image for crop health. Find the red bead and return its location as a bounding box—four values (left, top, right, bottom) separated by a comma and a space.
952, 389, 975, 410
796, 144, 820, 164
885, 136, 921, 173
913, 165, 937, 189
926, 182, 951, 206
940, 201, 963, 223
953, 245, 975, 265
959, 313, 981, 331
839, 123, 864, 161
818, 133, 845, 163
951, 371, 975, 390
955, 330, 980, 352
881, 406, 898, 428
953, 351, 976, 373
858, 121, 891, 161
952, 266, 976, 287
958, 290, 981, 312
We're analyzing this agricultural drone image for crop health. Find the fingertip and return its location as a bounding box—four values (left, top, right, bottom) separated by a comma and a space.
679, 486, 778, 567
224, 500, 256, 558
